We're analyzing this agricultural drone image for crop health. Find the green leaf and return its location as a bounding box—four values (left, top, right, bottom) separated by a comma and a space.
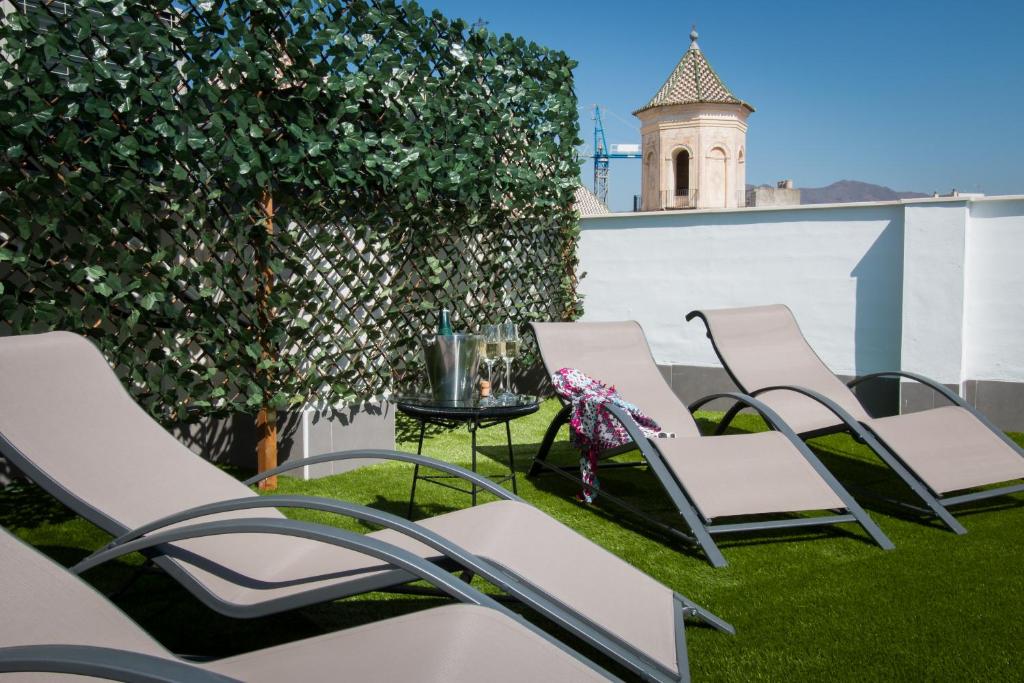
139, 293, 159, 310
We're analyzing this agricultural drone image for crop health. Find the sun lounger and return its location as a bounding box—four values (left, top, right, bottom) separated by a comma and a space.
0, 331, 729, 682
528, 321, 894, 568
687, 304, 1024, 534
0, 525, 614, 681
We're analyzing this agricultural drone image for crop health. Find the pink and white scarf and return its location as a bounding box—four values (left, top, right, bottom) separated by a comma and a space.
550, 367, 671, 503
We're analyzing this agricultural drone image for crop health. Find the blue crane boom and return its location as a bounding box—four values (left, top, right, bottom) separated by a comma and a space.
592, 105, 641, 206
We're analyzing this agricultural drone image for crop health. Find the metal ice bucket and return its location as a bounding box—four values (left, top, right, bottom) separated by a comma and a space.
421, 333, 481, 403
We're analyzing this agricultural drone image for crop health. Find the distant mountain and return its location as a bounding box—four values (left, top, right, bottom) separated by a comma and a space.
745, 180, 929, 205
798, 180, 929, 204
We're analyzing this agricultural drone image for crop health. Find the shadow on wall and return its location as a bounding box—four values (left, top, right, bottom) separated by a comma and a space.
173, 411, 303, 472
850, 216, 904, 417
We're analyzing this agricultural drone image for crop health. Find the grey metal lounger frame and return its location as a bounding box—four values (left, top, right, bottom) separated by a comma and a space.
0, 435, 721, 683
687, 310, 1024, 534
0, 645, 241, 682
0, 518, 619, 682
527, 324, 894, 568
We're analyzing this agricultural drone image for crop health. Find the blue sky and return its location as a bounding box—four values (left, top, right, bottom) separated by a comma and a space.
416, 0, 1024, 211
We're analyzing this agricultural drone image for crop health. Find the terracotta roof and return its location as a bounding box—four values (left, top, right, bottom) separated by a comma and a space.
574, 185, 610, 216
633, 29, 754, 115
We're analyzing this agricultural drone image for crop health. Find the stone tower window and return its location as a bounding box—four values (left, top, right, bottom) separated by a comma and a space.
674, 150, 690, 196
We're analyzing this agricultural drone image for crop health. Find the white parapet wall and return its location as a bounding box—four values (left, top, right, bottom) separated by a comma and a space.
577, 195, 1024, 429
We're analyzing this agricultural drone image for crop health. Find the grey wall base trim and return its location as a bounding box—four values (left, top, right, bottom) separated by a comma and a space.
172, 402, 397, 480
960, 380, 1024, 432
290, 402, 396, 480
659, 364, 742, 409
899, 382, 960, 418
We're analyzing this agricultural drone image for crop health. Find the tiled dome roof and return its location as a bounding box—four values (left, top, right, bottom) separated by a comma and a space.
633, 29, 754, 115
573, 185, 610, 216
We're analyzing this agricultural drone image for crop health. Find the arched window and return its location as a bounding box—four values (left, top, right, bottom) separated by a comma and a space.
674, 150, 690, 196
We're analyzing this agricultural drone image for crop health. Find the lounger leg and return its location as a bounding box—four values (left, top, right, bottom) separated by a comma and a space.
771, 431, 896, 551
470, 422, 478, 507
672, 597, 691, 683
603, 404, 730, 567
856, 427, 968, 535
406, 421, 427, 519
504, 420, 518, 494
712, 402, 744, 436
667, 492, 727, 569
675, 593, 735, 635
528, 404, 571, 476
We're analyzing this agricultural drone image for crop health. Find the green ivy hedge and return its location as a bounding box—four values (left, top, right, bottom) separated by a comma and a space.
0, 0, 582, 426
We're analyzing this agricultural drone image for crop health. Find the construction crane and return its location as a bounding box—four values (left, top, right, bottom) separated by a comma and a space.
591, 105, 642, 206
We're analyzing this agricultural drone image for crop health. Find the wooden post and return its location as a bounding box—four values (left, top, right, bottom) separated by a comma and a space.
256, 189, 278, 490
256, 406, 277, 490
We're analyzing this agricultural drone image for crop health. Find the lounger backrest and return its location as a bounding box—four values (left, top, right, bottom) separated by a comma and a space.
691, 305, 870, 422
0, 332, 269, 532
531, 321, 700, 437
0, 526, 169, 657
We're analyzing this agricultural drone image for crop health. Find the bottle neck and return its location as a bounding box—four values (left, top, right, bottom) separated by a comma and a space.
437, 308, 453, 336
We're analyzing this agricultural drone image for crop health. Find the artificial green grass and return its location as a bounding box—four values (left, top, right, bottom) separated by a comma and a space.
2, 399, 1022, 680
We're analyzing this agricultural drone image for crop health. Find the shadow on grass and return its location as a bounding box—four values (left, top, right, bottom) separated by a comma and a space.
366, 492, 469, 522
0, 480, 78, 529
395, 414, 451, 445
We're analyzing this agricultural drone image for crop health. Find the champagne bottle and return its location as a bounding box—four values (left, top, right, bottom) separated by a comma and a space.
437, 308, 454, 336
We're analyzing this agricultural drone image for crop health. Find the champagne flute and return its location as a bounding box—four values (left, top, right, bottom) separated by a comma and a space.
498, 321, 520, 403
480, 325, 501, 405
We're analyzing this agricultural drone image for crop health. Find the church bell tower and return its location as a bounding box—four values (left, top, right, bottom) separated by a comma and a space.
635, 28, 754, 211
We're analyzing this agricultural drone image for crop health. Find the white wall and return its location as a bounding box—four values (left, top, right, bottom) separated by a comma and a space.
899, 202, 968, 385
963, 198, 1024, 382
579, 196, 1024, 389
579, 202, 904, 377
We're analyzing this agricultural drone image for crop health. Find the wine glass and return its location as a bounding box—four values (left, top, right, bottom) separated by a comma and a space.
497, 321, 520, 404
480, 324, 501, 406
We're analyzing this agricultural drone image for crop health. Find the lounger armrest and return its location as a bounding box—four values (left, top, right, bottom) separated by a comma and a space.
849, 373, 1024, 456
77, 495, 508, 589
0, 644, 239, 682
746, 384, 870, 434
847, 371, 965, 407
241, 449, 521, 502
688, 391, 806, 443
600, 404, 668, 462
72, 517, 503, 609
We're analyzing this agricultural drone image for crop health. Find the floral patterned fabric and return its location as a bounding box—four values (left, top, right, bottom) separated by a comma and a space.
551, 367, 672, 503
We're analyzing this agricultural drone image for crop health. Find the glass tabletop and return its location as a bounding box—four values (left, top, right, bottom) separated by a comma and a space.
393, 394, 539, 418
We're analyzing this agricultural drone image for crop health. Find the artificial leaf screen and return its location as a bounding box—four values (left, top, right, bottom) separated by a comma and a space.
0, 0, 582, 426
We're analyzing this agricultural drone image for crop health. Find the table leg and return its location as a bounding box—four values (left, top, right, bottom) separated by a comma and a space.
406, 420, 427, 519
504, 419, 518, 494
470, 420, 478, 506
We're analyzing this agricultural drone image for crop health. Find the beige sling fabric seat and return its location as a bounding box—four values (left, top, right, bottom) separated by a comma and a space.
0, 527, 612, 682
687, 304, 1024, 534
529, 321, 893, 568
0, 331, 720, 683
